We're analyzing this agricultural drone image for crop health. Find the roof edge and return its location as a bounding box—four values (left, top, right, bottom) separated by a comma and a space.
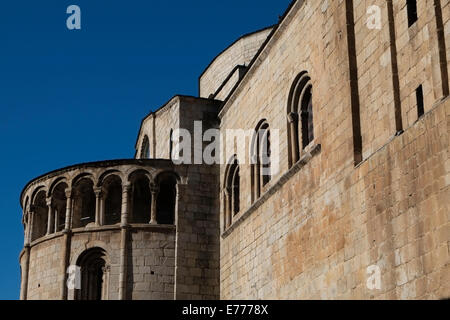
133, 95, 222, 154
218, 0, 298, 119
198, 25, 276, 84
20, 158, 181, 207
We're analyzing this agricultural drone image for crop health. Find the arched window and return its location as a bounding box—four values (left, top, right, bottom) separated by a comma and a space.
232, 167, 240, 215
224, 156, 240, 229
251, 120, 271, 202
140, 135, 150, 159
52, 182, 69, 232
72, 178, 96, 228
75, 248, 109, 300
301, 85, 314, 148
156, 172, 177, 225
102, 175, 122, 225
287, 71, 314, 168
129, 171, 151, 224
31, 190, 48, 241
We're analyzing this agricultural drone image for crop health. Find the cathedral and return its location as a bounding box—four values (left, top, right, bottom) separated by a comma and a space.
20, 0, 449, 300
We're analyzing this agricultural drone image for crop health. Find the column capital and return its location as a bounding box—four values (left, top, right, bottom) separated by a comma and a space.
46, 197, 52, 207
122, 183, 131, 192
94, 187, 103, 197
65, 189, 72, 199
224, 187, 231, 197
46, 200, 54, 235
287, 112, 298, 123
64, 192, 73, 232
149, 185, 158, 224
251, 154, 259, 164
150, 183, 159, 194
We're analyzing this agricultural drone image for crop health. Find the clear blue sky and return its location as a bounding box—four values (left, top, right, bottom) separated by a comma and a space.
0, 0, 291, 299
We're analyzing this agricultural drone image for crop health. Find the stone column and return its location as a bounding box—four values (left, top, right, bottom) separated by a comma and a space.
64, 190, 72, 231
231, 185, 235, 220
174, 184, 180, 226
20, 245, 31, 300
118, 184, 131, 300
224, 187, 232, 228
46, 198, 53, 235
22, 216, 27, 246
149, 183, 159, 224
99, 191, 106, 226
94, 187, 102, 226
118, 228, 128, 300
23, 212, 29, 245
121, 184, 130, 227
102, 266, 110, 300
28, 209, 35, 244
253, 160, 260, 200
20, 210, 31, 300
61, 189, 72, 300
54, 208, 58, 233
288, 112, 300, 164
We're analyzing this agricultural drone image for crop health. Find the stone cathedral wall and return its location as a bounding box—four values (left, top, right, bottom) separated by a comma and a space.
20, 161, 220, 300
19, 0, 449, 301
219, 0, 449, 300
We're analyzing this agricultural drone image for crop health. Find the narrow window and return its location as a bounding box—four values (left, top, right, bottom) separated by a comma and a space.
416, 85, 424, 118
224, 156, 239, 229
156, 173, 177, 225
301, 86, 314, 149
261, 129, 271, 187
140, 135, 150, 159
251, 120, 271, 203
72, 178, 96, 228
129, 172, 151, 224
287, 71, 314, 168
52, 182, 68, 232
232, 167, 240, 215
102, 176, 122, 226
169, 129, 173, 160
31, 190, 48, 241
407, 0, 418, 27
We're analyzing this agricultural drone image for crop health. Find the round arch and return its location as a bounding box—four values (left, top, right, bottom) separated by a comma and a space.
155, 170, 179, 225
287, 71, 314, 167
72, 176, 96, 228
127, 168, 152, 184
74, 247, 110, 301
101, 174, 122, 226
48, 177, 69, 198
128, 169, 152, 224
98, 170, 123, 188
30, 189, 48, 241
223, 155, 240, 229
71, 173, 95, 190
30, 186, 47, 206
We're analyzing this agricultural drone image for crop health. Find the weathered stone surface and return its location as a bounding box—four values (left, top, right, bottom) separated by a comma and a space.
19, 0, 449, 301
